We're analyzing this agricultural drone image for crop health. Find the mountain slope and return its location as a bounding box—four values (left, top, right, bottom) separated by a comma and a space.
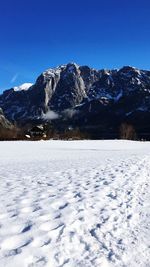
0, 108, 12, 129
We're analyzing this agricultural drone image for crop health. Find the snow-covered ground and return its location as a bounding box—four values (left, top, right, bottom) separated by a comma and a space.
0, 140, 150, 267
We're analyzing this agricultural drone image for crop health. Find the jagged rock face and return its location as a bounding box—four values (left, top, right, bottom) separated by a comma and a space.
79, 65, 100, 93
0, 108, 12, 129
49, 63, 87, 111
0, 63, 150, 137
0, 63, 87, 122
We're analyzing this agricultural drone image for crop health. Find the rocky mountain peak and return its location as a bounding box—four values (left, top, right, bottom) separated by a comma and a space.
0, 63, 150, 140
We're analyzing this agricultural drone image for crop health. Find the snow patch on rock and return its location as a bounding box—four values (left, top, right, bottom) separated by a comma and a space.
13, 83, 33, 92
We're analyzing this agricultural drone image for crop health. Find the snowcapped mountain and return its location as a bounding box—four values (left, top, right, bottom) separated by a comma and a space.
0, 63, 150, 138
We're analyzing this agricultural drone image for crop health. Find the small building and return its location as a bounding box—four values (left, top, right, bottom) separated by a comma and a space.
28, 125, 46, 138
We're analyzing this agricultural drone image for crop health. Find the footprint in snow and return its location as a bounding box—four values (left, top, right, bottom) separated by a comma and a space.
59, 203, 68, 210
1, 235, 33, 251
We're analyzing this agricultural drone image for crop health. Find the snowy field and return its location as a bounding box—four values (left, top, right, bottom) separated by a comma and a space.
0, 140, 150, 267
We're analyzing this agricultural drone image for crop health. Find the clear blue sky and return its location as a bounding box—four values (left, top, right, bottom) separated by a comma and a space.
0, 0, 150, 92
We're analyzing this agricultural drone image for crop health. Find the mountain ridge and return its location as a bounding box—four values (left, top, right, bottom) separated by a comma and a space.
0, 63, 150, 139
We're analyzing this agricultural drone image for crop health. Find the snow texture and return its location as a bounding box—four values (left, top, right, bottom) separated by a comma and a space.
13, 83, 33, 92
0, 140, 150, 267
